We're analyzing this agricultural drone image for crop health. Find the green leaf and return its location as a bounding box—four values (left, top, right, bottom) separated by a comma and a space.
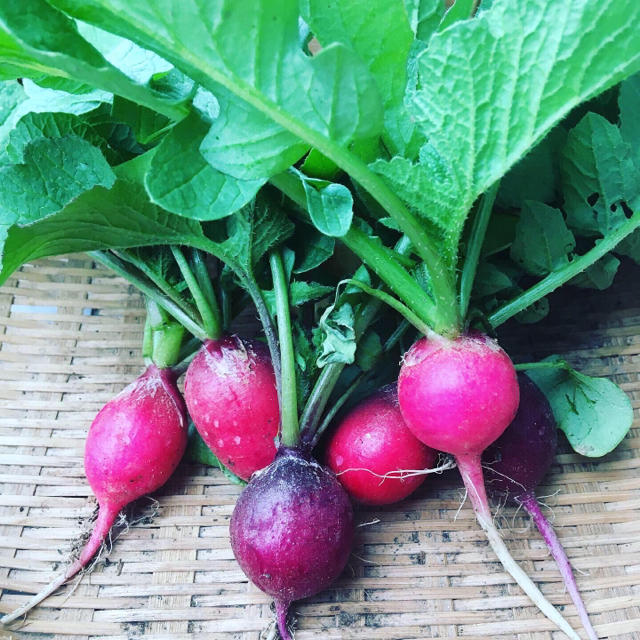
514, 296, 549, 324
616, 228, 640, 265
316, 302, 357, 367
404, 0, 446, 41
111, 96, 170, 145
438, 0, 475, 31
1, 79, 110, 150
0, 81, 27, 143
300, 149, 340, 180
186, 424, 245, 485
49, 0, 384, 174
370, 152, 452, 259
301, 0, 412, 151
570, 252, 619, 290
355, 330, 382, 372
264, 280, 332, 316
619, 72, 640, 168
0, 0, 186, 120
76, 21, 172, 84
510, 202, 575, 277
0, 154, 205, 283
302, 177, 354, 238
473, 262, 514, 298
386, 0, 640, 264
145, 112, 264, 221
1, 111, 112, 164
217, 200, 294, 274
200, 88, 309, 180
292, 226, 335, 274
0, 136, 116, 226
561, 112, 640, 236
527, 364, 633, 457
496, 129, 565, 210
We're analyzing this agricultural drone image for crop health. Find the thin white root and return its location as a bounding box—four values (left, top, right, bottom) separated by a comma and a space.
357, 518, 381, 528
476, 511, 581, 640
453, 488, 468, 522
1, 572, 69, 626
336, 457, 456, 484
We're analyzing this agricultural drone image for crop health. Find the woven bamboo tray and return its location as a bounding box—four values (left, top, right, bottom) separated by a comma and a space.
0, 255, 638, 640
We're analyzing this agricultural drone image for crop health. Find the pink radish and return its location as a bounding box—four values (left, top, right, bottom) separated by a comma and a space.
1, 365, 187, 625
184, 335, 280, 480
398, 333, 581, 640
230, 447, 353, 640
326, 385, 437, 505
484, 373, 598, 640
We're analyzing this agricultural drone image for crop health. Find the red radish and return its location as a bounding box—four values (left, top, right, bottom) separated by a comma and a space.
484, 374, 598, 640
1, 365, 187, 625
398, 333, 581, 640
230, 447, 354, 640
326, 385, 437, 505
184, 336, 279, 480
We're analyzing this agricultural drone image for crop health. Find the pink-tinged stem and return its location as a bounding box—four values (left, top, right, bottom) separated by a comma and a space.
521, 492, 598, 640
456, 453, 581, 640
1, 503, 120, 626
275, 599, 292, 640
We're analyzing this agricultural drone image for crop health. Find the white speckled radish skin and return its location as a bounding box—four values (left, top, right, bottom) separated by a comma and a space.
184, 336, 280, 480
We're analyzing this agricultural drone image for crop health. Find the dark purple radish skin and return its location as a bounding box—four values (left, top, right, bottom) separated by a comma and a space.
398, 333, 581, 640
1, 365, 187, 626
230, 447, 354, 640
484, 374, 598, 640
184, 335, 280, 481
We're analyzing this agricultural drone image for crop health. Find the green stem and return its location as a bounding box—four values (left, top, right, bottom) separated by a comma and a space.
489, 211, 640, 327
298, 274, 388, 442
142, 316, 153, 366
310, 319, 411, 449
515, 359, 570, 372
171, 246, 222, 339
344, 278, 432, 336
191, 249, 223, 334
269, 251, 299, 448
299, 364, 344, 445
116, 249, 198, 318
90, 250, 208, 341
459, 181, 499, 321
173, 336, 202, 377
270, 171, 459, 334
145, 299, 185, 368
242, 272, 282, 389
310, 372, 365, 448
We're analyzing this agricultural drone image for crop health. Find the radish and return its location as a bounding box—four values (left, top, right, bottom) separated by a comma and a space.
229, 252, 355, 640
1, 364, 187, 625
398, 332, 581, 640
230, 447, 353, 640
184, 336, 280, 480
326, 384, 437, 505
484, 373, 598, 640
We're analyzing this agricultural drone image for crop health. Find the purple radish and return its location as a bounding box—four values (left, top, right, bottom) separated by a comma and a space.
1, 365, 187, 625
398, 333, 580, 639
484, 373, 598, 640
230, 447, 354, 640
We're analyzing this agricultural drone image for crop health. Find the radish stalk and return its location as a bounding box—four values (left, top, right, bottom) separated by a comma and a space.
269, 251, 298, 446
